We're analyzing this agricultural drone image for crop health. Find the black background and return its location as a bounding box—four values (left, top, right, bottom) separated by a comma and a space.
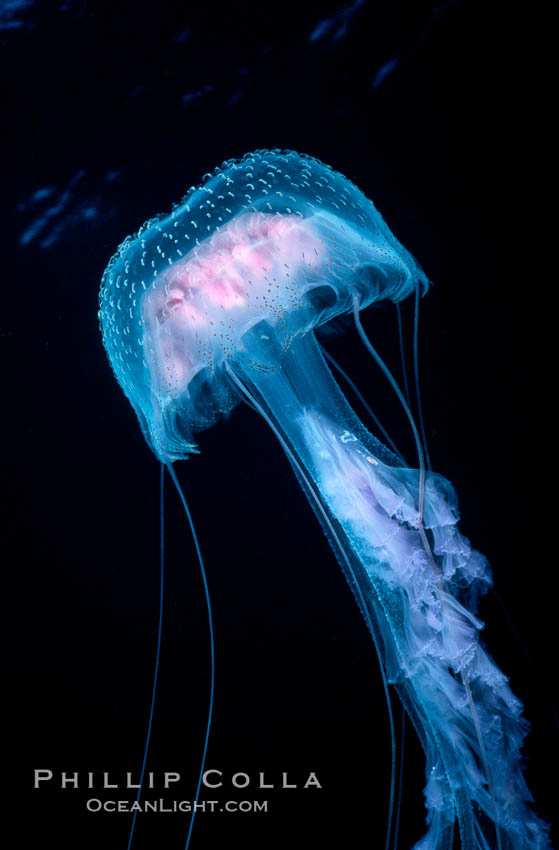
4, 1, 555, 848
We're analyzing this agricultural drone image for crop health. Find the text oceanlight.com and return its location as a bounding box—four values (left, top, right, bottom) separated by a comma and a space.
86, 799, 269, 813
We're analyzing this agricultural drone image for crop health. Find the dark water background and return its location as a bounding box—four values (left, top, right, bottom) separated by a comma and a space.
4, 1, 555, 848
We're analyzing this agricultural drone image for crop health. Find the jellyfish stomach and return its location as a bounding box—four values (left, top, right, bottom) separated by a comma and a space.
230, 332, 550, 850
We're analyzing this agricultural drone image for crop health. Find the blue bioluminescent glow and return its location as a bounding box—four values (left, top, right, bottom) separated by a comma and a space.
99, 149, 551, 850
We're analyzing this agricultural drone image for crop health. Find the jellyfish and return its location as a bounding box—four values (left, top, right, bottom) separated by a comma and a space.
98, 149, 551, 850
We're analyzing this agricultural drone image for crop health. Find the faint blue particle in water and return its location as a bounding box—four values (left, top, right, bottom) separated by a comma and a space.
372, 56, 401, 88
173, 29, 190, 44
17, 186, 54, 211
180, 84, 213, 107
68, 168, 86, 186
309, 0, 364, 45
32, 187, 54, 202
37, 201, 104, 248
128, 83, 147, 99
20, 190, 71, 246
18, 169, 110, 249
225, 91, 245, 108
40, 232, 60, 249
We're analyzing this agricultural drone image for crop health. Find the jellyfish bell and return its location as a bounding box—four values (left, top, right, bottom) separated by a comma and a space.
100, 149, 426, 462
99, 150, 551, 850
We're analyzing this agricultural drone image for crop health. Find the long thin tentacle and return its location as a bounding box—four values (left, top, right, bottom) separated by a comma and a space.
127, 463, 166, 850
165, 463, 215, 850
396, 302, 412, 408
413, 282, 432, 471
392, 707, 406, 850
